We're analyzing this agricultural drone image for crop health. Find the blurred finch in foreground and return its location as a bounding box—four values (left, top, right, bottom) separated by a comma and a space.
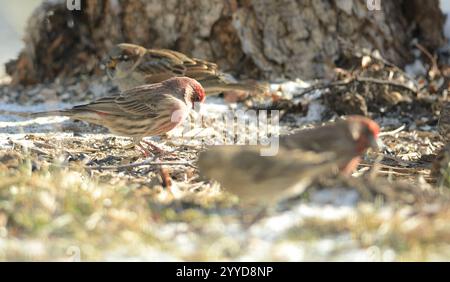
105, 43, 268, 95
198, 147, 338, 205
31, 77, 205, 154
198, 116, 381, 205
280, 115, 381, 175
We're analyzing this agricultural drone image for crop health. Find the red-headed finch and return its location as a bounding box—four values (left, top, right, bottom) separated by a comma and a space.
198, 116, 381, 205
31, 77, 205, 153
280, 116, 381, 175
105, 43, 268, 95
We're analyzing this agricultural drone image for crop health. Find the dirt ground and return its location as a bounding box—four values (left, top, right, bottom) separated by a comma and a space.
1, 52, 450, 261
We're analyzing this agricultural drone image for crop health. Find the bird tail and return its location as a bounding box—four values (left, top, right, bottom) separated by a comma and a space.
223, 82, 269, 93
30, 110, 74, 118
203, 81, 270, 96
0, 109, 72, 118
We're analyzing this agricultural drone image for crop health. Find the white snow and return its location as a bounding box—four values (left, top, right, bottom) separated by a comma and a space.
405, 59, 427, 77
310, 188, 360, 207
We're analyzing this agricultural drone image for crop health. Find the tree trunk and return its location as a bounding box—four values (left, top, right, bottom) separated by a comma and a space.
6, 0, 446, 85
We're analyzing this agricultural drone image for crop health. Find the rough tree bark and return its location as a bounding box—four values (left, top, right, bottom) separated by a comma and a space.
5, 0, 446, 85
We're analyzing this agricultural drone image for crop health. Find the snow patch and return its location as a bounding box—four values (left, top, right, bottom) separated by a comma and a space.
405, 59, 427, 77
310, 188, 360, 207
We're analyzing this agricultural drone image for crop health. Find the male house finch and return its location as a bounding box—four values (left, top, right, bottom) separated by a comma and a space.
105, 43, 268, 95
280, 115, 381, 175
32, 77, 206, 154
198, 116, 381, 204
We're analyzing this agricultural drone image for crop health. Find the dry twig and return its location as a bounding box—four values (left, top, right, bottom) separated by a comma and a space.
378, 124, 406, 137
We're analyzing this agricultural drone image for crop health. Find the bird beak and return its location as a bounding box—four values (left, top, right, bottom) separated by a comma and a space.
192, 102, 202, 112
370, 135, 384, 151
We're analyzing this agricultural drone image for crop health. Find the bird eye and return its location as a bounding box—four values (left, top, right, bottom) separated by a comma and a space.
121, 55, 129, 61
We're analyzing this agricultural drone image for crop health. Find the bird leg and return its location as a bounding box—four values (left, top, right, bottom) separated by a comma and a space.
135, 143, 152, 158
129, 137, 159, 157
130, 138, 172, 157
140, 140, 166, 154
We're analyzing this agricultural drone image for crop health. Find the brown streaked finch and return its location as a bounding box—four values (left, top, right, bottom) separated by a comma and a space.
438, 101, 450, 142
198, 116, 381, 205
31, 77, 206, 155
105, 43, 268, 96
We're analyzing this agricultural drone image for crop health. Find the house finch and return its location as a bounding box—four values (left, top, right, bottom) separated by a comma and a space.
105, 43, 268, 95
280, 115, 381, 175
198, 116, 381, 204
438, 101, 450, 142
31, 77, 206, 154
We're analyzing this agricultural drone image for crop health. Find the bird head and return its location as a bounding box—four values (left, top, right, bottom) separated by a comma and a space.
346, 116, 382, 154
189, 80, 206, 109
162, 77, 206, 109
105, 43, 146, 79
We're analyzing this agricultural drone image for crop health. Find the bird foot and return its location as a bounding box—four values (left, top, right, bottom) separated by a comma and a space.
138, 140, 177, 158
135, 143, 153, 158
141, 140, 166, 154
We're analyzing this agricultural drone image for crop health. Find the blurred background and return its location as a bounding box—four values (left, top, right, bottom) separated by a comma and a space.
0, 0, 41, 76
1, 0, 450, 80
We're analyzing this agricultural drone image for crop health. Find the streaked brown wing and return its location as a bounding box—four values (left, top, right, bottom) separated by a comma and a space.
160, 50, 219, 71
76, 83, 178, 117
183, 57, 219, 80
114, 83, 179, 116
73, 95, 123, 115
140, 49, 220, 82
138, 49, 188, 77
159, 49, 197, 64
